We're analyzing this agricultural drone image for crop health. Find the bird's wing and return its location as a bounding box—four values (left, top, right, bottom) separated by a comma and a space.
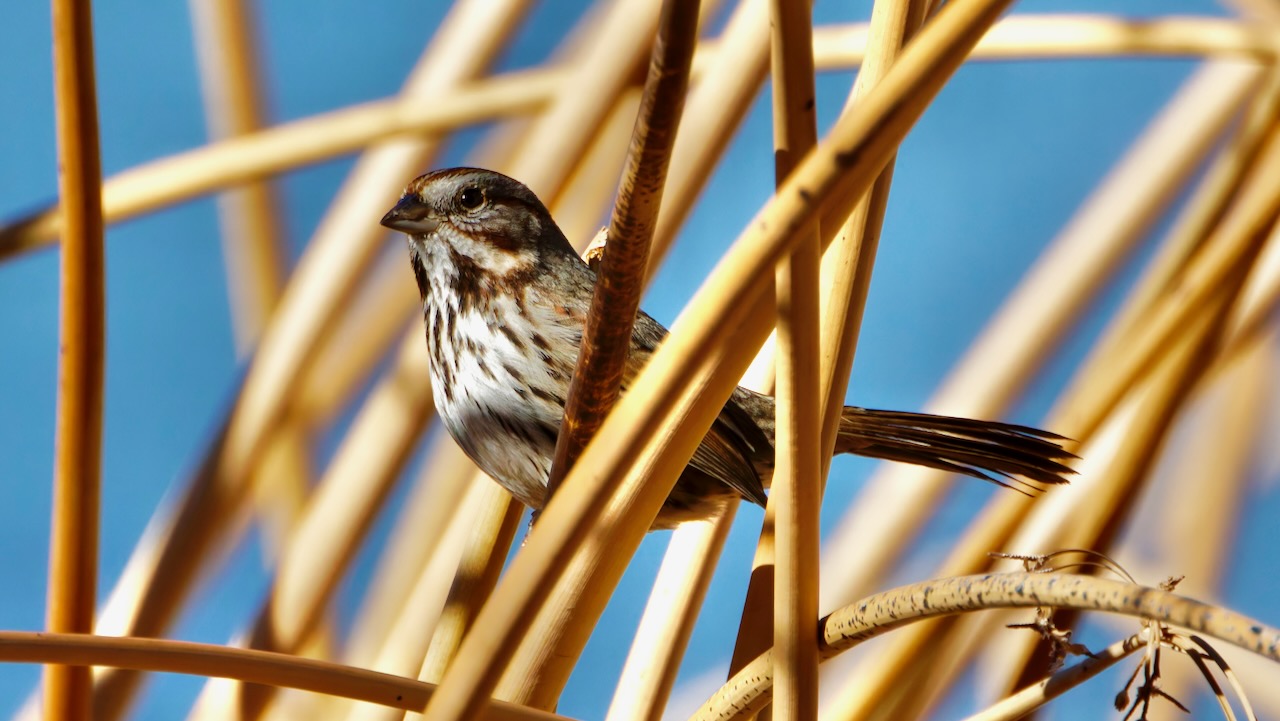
626, 311, 770, 507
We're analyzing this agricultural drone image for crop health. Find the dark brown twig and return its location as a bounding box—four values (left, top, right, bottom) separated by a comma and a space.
544, 0, 701, 507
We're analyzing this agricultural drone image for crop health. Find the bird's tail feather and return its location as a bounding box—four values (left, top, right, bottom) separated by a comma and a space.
835, 407, 1075, 492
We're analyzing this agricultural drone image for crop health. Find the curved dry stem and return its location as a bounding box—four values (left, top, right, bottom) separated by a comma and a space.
0, 632, 570, 721
694, 573, 1280, 720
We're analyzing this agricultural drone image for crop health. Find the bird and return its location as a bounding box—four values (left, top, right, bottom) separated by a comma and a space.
381, 167, 1074, 529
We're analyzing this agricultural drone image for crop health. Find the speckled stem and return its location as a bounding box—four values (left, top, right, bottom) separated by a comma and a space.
692, 572, 1280, 721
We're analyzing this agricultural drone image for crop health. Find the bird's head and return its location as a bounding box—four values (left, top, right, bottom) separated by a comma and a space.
381, 167, 574, 279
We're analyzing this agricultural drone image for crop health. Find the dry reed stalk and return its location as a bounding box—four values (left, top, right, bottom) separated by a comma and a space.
651, 0, 769, 265
335, 481, 497, 721
0, 632, 578, 721
228, 333, 437, 721
735, 0, 926, 685
601, 330, 781, 720
503, 0, 662, 201
1051, 128, 1280, 441
413, 484, 524, 687
1225, 233, 1280, 346
294, 250, 418, 421
695, 573, 1280, 719
814, 15, 1280, 67
550, 90, 644, 246
816, 58, 1261, 614
546, 0, 700, 504
1052, 91, 1280, 440
44, 0, 105, 718
814, 0, 922, 467
765, 1, 822, 719
424, 0, 1019, 716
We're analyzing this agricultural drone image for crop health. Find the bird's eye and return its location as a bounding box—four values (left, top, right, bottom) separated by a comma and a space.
459, 187, 485, 211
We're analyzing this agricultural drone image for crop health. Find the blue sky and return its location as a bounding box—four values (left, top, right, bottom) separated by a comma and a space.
2, 1, 1271, 720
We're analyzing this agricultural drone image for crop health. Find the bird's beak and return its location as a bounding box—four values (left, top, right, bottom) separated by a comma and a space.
381, 196, 441, 235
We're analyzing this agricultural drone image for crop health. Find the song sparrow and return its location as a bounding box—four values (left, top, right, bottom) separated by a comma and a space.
382, 167, 1073, 529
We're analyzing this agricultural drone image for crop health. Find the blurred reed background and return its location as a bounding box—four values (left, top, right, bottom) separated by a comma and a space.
1, 0, 1278, 720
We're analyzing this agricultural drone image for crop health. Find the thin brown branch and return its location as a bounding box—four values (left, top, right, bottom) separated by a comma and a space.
45, 0, 105, 717
494, 0, 702, 707
545, 0, 701, 502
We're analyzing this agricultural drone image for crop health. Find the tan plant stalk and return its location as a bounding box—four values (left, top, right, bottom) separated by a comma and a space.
503, 0, 662, 200
340, 434, 481, 670
814, 15, 1280, 67
766, 1, 822, 718
693, 573, 1280, 720
0, 632, 571, 721
729, 0, 925, 687
188, 0, 287, 351
414, 485, 524, 687
545, 0, 701, 504
0, 68, 557, 261
44, 0, 105, 718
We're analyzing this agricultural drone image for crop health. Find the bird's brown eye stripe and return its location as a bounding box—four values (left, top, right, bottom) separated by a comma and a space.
459, 187, 484, 210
